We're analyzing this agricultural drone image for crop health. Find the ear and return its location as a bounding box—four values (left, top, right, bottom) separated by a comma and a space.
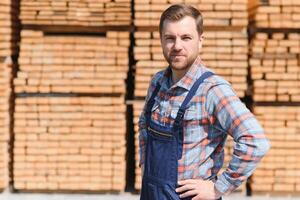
198, 34, 204, 49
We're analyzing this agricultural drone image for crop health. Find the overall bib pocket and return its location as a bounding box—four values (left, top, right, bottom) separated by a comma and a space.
146, 127, 177, 179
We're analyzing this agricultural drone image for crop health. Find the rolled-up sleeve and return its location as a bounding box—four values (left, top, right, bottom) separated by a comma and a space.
206, 83, 271, 195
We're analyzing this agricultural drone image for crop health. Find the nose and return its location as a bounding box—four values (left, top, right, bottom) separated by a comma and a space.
173, 38, 183, 51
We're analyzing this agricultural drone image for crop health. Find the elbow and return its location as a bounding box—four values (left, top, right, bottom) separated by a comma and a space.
256, 138, 271, 158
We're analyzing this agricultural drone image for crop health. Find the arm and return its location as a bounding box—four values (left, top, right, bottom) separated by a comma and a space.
206, 83, 271, 195
138, 102, 148, 170
138, 73, 161, 171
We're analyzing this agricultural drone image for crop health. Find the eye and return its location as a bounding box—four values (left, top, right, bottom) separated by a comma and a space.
165, 36, 174, 41
182, 36, 192, 41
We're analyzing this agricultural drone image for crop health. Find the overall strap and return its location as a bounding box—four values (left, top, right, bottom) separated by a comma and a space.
174, 71, 214, 125
174, 71, 214, 159
145, 84, 161, 123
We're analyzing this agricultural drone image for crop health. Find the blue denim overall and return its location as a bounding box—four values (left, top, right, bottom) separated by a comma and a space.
140, 72, 220, 200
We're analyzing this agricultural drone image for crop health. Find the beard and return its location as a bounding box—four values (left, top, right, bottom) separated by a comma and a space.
164, 51, 198, 72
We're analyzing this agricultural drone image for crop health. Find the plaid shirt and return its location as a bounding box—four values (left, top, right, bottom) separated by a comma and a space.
138, 56, 270, 195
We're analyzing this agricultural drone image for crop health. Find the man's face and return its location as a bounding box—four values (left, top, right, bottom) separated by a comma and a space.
161, 16, 203, 72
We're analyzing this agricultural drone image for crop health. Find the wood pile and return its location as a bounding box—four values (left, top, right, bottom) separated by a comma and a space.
134, 30, 248, 98
0, 0, 18, 191
253, 106, 300, 193
13, 96, 126, 191
19, 0, 131, 26
0, 59, 13, 190
135, 0, 258, 27
15, 30, 130, 94
0, 0, 19, 57
255, 0, 300, 28
250, 32, 300, 102
250, 0, 300, 195
14, 5, 130, 190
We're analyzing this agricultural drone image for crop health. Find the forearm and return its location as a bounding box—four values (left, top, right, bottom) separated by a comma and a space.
138, 128, 147, 166
138, 106, 148, 167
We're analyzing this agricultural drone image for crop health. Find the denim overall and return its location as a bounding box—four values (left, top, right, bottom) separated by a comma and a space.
140, 71, 221, 200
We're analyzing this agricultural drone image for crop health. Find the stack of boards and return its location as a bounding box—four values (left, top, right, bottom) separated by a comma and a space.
253, 107, 300, 193
250, 0, 300, 195
13, 0, 130, 192
0, 0, 18, 57
19, 0, 131, 26
0, 60, 12, 190
134, 0, 257, 27
250, 32, 300, 102
255, 0, 300, 28
13, 96, 126, 191
15, 30, 129, 94
0, 0, 17, 191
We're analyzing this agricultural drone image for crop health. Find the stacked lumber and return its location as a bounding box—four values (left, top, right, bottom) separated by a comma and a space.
15, 30, 129, 94
20, 0, 131, 26
134, 32, 167, 98
0, 0, 19, 57
252, 106, 300, 194
250, 32, 300, 102
134, 30, 248, 98
134, 0, 257, 27
255, 0, 300, 28
13, 96, 126, 191
132, 101, 244, 191
201, 29, 248, 98
0, 59, 13, 190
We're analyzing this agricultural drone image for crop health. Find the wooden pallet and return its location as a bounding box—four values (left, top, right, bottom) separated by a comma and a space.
134, 30, 248, 98
135, 0, 258, 27
19, 0, 131, 26
254, 0, 300, 28
15, 30, 129, 94
250, 32, 300, 102
13, 96, 127, 191
253, 106, 300, 194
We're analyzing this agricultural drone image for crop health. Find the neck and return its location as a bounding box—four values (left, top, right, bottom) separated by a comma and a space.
171, 69, 186, 85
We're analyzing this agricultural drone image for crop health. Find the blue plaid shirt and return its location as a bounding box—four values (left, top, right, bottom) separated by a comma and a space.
138, 56, 270, 195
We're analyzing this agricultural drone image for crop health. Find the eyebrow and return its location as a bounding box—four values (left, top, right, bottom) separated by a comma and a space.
163, 33, 193, 38
163, 34, 175, 38
181, 34, 193, 38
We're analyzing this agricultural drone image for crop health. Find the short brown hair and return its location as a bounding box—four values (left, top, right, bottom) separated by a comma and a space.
159, 4, 203, 36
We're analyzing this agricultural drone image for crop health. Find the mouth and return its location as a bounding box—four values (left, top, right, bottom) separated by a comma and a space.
170, 54, 185, 58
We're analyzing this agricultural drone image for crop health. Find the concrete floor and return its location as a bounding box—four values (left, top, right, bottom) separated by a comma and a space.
0, 190, 300, 200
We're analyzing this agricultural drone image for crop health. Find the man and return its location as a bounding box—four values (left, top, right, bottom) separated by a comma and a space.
138, 4, 270, 200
